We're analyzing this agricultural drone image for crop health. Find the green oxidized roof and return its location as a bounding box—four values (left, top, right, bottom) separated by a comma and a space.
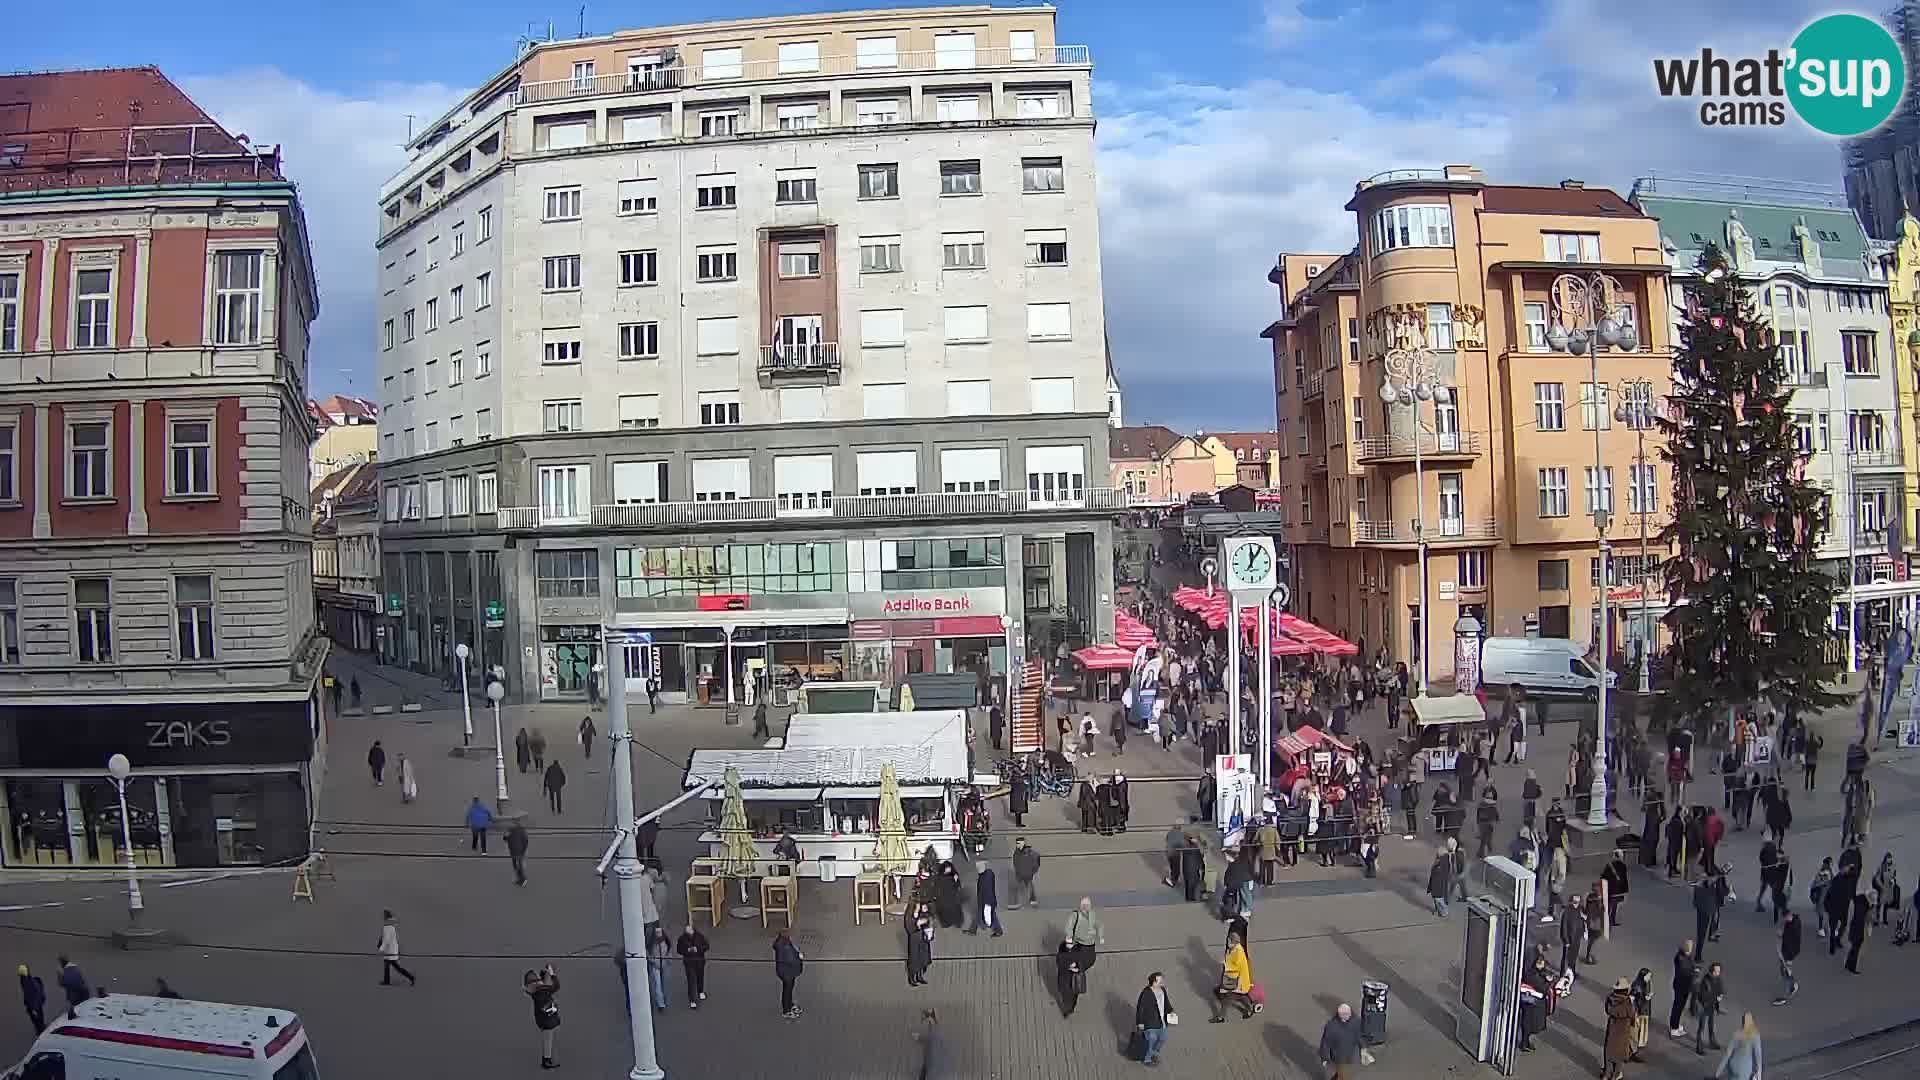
1633, 194, 1872, 281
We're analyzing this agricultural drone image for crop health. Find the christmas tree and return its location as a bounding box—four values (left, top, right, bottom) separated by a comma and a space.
1659, 244, 1844, 731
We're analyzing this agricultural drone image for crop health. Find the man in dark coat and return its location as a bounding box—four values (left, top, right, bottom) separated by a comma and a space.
1427, 847, 1454, 917
905, 910, 934, 986
18, 964, 45, 1033
1179, 835, 1206, 903
1113, 773, 1131, 832
1474, 789, 1501, 859
1559, 895, 1588, 975
1006, 767, 1029, 827
1077, 780, 1098, 833
543, 759, 567, 813
966, 860, 1002, 937
1640, 789, 1665, 868
1666, 940, 1697, 1037
1196, 772, 1216, 824
1318, 1002, 1362, 1080
368, 740, 387, 785
506, 821, 530, 886
989, 704, 1005, 751
1693, 877, 1718, 959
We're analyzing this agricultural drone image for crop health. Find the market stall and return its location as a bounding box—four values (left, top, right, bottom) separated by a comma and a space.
682, 710, 971, 878
1403, 694, 1487, 773
1275, 724, 1356, 792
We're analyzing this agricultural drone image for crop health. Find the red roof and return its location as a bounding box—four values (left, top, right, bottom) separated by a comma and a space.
1481, 185, 1641, 217
1109, 424, 1185, 461
1210, 431, 1280, 454
315, 394, 378, 423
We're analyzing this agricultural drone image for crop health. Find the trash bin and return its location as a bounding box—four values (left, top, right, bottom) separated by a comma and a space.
1360, 980, 1389, 1043
818, 855, 838, 883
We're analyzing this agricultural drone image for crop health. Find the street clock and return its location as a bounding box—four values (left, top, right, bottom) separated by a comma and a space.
1222, 536, 1278, 597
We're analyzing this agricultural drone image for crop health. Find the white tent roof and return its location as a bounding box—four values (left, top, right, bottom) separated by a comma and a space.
684, 710, 970, 791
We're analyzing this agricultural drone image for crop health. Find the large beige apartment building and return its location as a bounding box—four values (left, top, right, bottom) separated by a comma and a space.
1266, 165, 1673, 683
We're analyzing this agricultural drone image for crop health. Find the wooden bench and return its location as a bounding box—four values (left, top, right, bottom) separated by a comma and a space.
853, 872, 887, 925
760, 873, 796, 929
686, 875, 722, 928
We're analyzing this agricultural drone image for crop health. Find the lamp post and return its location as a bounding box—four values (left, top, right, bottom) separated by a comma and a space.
485, 678, 512, 813
455, 642, 473, 747
999, 615, 1014, 730
105, 753, 145, 930
1548, 271, 1639, 827
1614, 378, 1657, 694
1380, 338, 1442, 697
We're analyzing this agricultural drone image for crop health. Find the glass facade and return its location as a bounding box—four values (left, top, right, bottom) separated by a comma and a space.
615, 542, 847, 597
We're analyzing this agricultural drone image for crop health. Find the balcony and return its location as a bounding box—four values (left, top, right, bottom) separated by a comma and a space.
514, 45, 1093, 105
500, 487, 1137, 531
1851, 446, 1904, 470
1303, 370, 1327, 400
1784, 369, 1828, 389
1354, 431, 1484, 464
1856, 527, 1892, 549
1354, 517, 1500, 546
759, 343, 841, 378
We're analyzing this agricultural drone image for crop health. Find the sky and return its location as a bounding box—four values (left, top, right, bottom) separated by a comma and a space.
17, 0, 1852, 431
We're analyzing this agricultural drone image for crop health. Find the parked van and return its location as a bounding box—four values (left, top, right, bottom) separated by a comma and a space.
1480, 636, 1614, 701
6, 995, 317, 1080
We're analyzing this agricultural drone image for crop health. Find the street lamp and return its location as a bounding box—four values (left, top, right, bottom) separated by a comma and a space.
454, 642, 473, 747
1548, 271, 1639, 827
1380, 338, 1442, 697
105, 753, 145, 930
1614, 378, 1657, 695
485, 678, 512, 813
999, 615, 1014, 731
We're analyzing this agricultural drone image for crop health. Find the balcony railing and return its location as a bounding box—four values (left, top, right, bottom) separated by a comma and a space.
1354, 517, 1501, 544
1, 123, 282, 195
1784, 369, 1829, 389
1303, 370, 1327, 400
1851, 446, 1904, 469
515, 45, 1093, 105
1856, 527, 1892, 549
1354, 431, 1484, 462
500, 486, 1136, 531
759, 342, 841, 375
1363, 168, 1451, 185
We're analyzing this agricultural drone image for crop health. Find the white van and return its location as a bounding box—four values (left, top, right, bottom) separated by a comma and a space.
1480, 636, 1615, 701
6, 995, 317, 1080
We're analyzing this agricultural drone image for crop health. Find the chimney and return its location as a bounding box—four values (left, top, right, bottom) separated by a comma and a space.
1560, 179, 1586, 189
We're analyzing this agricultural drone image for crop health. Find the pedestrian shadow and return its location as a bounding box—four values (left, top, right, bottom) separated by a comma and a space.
1263, 1015, 1325, 1075
1179, 934, 1217, 1001
1325, 927, 1455, 1040
1102, 990, 1133, 1057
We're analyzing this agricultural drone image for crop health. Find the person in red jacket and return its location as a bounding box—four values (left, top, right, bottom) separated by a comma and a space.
1701, 808, 1726, 875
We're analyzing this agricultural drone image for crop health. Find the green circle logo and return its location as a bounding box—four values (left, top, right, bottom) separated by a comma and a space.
1786, 14, 1906, 136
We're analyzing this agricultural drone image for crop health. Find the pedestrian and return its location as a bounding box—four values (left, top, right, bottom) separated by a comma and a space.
368, 740, 387, 785
1872, 854, 1902, 925
1197, 769, 1217, 825
349, 675, 363, 708
916, 1007, 948, 1079
1209, 929, 1256, 1022
585, 668, 601, 710
638, 926, 669, 1011
1772, 912, 1801, 1005
54, 957, 87, 1020
1691, 960, 1725, 1054
1400, 775, 1420, 839
1809, 857, 1835, 937
17, 964, 44, 1033
638, 818, 661, 865
466, 796, 493, 852
1509, 689, 1530, 763
1055, 942, 1085, 1017
752, 700, 770, 740
1065, 896, 1104, 970
1693, 877, 1718, 959
1602, 977, 1636, 1080
1629, 967, 1654, 1060
1133, 971, 1175, 1066
515, 728, 531, 774
1110, 706, 1128, 756
1318, 1002, 1363, 1080
1475, 788, 1500, 859
1179, 834, 1205, 903
645, 675, 659, 714
529, 729, 547, 772
1077, 779, 1098, 834
1845, 891, 1870, 974
523, 964, 561, 1069
1702, 807, 1725, 873
153, 978, 181, 999
1255, 815, 1281, 885
1602, 847, 1631, 927
543, 759, 567, 813
1162, 823, 1186, 888
1668, 940, 1697, 1037
1559, 894, 1588, 976
329, 674, 343, 716
772, 927, 805, 1019
579, 715, 596, 760
1714, 1013, 1764, 1080
637, 863, 663, 943
1010, 837, 1040, 909
1449, 835, 1469, 902
504, 820, 530, 885
398, 753, 417, 803
676, 925, 709, 1008
905, 907, 934, 987
1803, 731, 1822, 790
989, 703, 1004, 751
967, 860, 1003, 937
1427, 844, 1453, 917
377, 910, 416, 987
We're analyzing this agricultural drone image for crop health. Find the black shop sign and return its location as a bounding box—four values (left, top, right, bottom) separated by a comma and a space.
0, 699, 316, 770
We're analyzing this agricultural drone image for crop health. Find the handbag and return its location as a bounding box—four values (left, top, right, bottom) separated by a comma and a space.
1166, 1012, 1180, 1026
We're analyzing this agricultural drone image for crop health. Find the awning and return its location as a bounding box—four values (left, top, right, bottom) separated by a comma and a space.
1073, 644, 1136, 671
821, 786, 877, 800
738, 787, 825, 802
1114, 610, 1156, 648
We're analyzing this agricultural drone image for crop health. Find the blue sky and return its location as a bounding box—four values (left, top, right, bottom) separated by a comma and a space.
19, 0, 1842, 431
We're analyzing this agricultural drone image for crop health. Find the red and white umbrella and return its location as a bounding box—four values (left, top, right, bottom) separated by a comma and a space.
1072, 644, 1138, 671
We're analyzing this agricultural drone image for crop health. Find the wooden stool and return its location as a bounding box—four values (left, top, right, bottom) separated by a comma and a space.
760, 874, 796, 929
690, 857, 720, 878
853, 872, 886, 925
686, 875, 722, 928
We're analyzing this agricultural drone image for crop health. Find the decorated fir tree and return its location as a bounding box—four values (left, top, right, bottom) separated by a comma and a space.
1658, 244, 1844, 731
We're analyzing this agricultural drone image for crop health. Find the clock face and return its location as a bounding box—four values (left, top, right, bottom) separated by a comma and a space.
1230, 541, 1272, 585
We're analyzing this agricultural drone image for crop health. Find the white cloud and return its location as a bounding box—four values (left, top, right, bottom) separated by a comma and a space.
181, 69, 460, 401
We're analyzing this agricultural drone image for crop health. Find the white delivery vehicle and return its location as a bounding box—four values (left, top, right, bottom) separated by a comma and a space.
5, 995, 317, 1080
1479, 636, 1615, 702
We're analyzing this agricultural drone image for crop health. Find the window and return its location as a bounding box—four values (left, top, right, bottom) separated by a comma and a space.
476, 346, 492, 377
544, 186, 582, 221
1537, 559, 1570, 591
212, 251, 264, 344
1016, 93, 1063, 119
940, 159, 982, 196
1522, 302, 1550, 351
1860, 490, 1889, 532
863, 383, 907, 418
1629, 462, 1659, 514
860, 235, 903, 273
1347, 317, 1362, 363
773, 454, 833, 513
1022, 157, 1064, 192
1352, 396, 1366, 442
0, 272, 18, 351
449, 285, 464, 321
618, 249, 658, 287
1537, 467, 1569, 517
542, 399, 584, 433
1437, 473, 1464, 533
0, 422, 13, 502
618, 322, 659, 360
1534, 382, 1565, 431
942, 231, 986, 269
1425, 303, 1453, 350
621, 113, 664, 142
167, 417, 213, 496
777, 40, 820, 73
859, 163, 899, 199
1850, 410, 1889, 453
944, 305, 989, 343
695, 172, 737, 208
1027, 302, 1072, 340
382, 319, 394, 350
935, 32, 976, 68
68, 420, 109, 498
402, 367, 416, 401
1818, 412, 1830, 451
617, 178, 658, 215
856, 36, 898, 69
1369, 204, 1453, 253
936, 96, 980, 122
1583, 465, 1614, 514
476, 272, 492, 309
1542, 232, 1601, 262
1792, 412, 1815, 455
536, 550, 599, 599
450, 414, 465, 447
74, 577, 112, 662
947, 380, 991, 414
449, 474, 471, 515
1030, 376, 1074, 411
698, 391, 741, 426
778, 242, 821, 278
857, 450, 918, 495
1353, 476, 1369, 520
571, 60, 596, 90
696, 316, 738, 356
543, 255, 581, 291
538, 465, 590, 525
478, 206, 493, 241
776, 103, 820, 131
451, 223, 466, 257
448, 351, 463, 386
613, 460, 668, 505
542, 333, 582, 365
854, 98, 901, 125
703, 46, 743, 79
73, 268, 113, 348
424, 423, 441, 453
1843, 331, 1879, 374
691, 458, 751, 503
0, 578, 16, 663
476, 472, 497, 513
941, 447, 1003, 492
775, 168, 817, 204
1025, 445, 1086, 504
1458, 551, 1487, 589
695, 246, 738, 282
385, 484, 400, 522
424, 298, 438, 331
403, 308, 415, 340
618, 394, 661, 429
1580, 383, 1612, 430
1010, 29, 1037, 61
1025, 228, 1067, 265
859, 308, 906, 349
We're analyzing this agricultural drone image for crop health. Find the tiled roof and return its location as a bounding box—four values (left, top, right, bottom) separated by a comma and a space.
1633, 194, 1874, 281
318, 394, 379, 422
1482, 185, 1642, 217
1210, 431, 1280, 454
1109, 425, 1184, 461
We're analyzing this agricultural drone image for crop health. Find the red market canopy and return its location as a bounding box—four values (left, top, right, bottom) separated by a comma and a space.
1277, 724, 1354, 758
1114, 610, 1157, 648
1276, 612, 1359, 656
1072, 644, 1137, 671
1172, 585, 1209, 607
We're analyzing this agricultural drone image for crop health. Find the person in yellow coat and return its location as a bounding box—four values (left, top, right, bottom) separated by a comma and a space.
1209, 930, 1255, 1022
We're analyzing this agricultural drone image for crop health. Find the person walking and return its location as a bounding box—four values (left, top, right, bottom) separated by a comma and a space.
1845, 891, 1870, 974
515, 728, 531, 774
1602, 847, 1631, 927
1400, 774, 1420, 839
377, 911, 416, 986
528, 728, 548, 772
1629, 967, 1654, 1061
916, 1007, 948, 1079
1133, 971, 1175, 1066
1714, 1013, 1764, 1080
1427, 845, 1454, 917
1006, 766, 1028, 828
905, 907, 934, 987
676, 925, 709, 1008
1559, 895, 1588, 976
1209, 929, 1256, 1022
543, 759, 567, 813
1255, 815, 1281, 885
505, 820, 530, 885
751, 700, 771, 740
1803, 731, 1823, 790
54, 958, 87, 1020
967, 860, 1003, 937
1691, 960, 1725, 1054
1162, 823, 1187, 888
1602, 977, 1636, 1080
367, 740, 387, 785
773, 927, 805, 1019
645, 674, 659, 714
1055, 942, 1085, 1017
1475, 788, 1500, 859
644, 926, 671, 1011
465, 796, 493, 852
1773, 912, 1801, 1005
1668, 940, 1697, 1037
1693, 876, 1719, 959
349, 675, 363, 708
1318, 1002, 1363, 1080
17, 964, 45, 1033
1065, 897, 1104, 970
1009, 837, 1040, 909
578, 715, 597, 761
989, 703, 1004, 752
523, 965, 561, 1070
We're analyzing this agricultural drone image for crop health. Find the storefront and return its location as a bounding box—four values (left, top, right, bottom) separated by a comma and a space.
849, 589, 1012, 696
0, 697, 319, 869
539, 624, 603, 701
318, 590, 378, 654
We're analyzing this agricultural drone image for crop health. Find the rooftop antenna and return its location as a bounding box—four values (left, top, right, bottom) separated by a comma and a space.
578, 5, 587, 37
404, 114, 416, 143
